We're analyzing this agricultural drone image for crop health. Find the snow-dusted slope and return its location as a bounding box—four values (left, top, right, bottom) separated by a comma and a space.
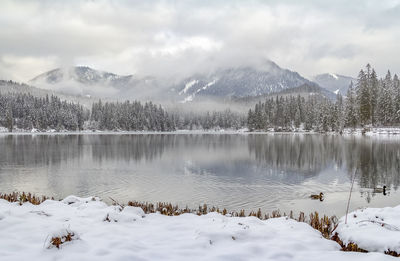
29, 66, 135, 98
0, 80, 94, 107
175, 61, 314, 103
29, 66, 171, 101
30, 66, 133, 87
28, 62, 338, 103
313, 73, 355, 95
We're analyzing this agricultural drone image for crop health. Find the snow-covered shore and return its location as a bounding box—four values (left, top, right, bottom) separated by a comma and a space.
2, 126, 400, 136
336, 205, 400, 254
0, 196, 397, 261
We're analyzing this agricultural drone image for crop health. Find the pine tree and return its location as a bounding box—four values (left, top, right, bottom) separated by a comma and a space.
6, 108, 13, 132
356, 68, 370, 126
345, 82, 358, 128
369, 69, 379, 125
393, 74, 400, 123
335, 94, 344, 132
378, 71, 393, 125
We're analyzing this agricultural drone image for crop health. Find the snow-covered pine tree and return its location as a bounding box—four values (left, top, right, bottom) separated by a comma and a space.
356, 68, 370, 126
378, 71, 393, 125
393, 74, 400, 123
345, 82, 358, 129
369, 69, 379, 126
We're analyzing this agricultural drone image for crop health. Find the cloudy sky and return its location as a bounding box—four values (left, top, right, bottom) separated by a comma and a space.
0, 0, 399, 82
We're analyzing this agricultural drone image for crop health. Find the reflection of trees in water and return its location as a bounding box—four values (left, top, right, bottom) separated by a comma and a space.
354, 139, 400, 190
247, 135, 338, 179
89, 134, 246, 162
0, 135, 84, 167
89, 134, 175, 162
0, 134, 242, 167
1, 134, 399, 190
0, 135, 177, 166
248, 135, 400, 190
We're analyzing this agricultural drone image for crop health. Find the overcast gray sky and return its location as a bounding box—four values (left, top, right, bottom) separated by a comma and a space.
0, 0, 399, 82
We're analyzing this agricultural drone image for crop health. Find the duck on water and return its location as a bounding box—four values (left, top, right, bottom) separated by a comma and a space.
373, 186, 387, 195
310, 192, 324, 201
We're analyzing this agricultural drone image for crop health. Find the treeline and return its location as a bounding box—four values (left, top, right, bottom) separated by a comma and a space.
248, 95, 342, 132
0, 93, 245, 132
0, 93, 88, 131
348, 64, 400, 126
248, 64, 400, 131
89, 100, 176, 131
88, 100, 245, 131
172, 110, 246, 130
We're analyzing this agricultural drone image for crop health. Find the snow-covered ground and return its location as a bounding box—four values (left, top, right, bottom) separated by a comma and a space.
0, 196, 396, 261
342, 127, 400, 136
0, 128, 250, 135
336, 205, 400, 254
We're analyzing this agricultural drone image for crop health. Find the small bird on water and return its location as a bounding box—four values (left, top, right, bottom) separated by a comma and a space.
310, 192, 324, 201
373, 186, 387, 195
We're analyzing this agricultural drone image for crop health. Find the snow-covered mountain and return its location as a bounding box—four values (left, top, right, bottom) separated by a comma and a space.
29, 66, 135, 97
234, 83, 336, 105
313, 73, 355, 95
30, 66, 132, 86
27, 62, 337, 103
174, 61, 315, 103
28, 66, 168, 101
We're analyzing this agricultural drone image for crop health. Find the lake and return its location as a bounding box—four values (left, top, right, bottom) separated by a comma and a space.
0, 133, 399, 217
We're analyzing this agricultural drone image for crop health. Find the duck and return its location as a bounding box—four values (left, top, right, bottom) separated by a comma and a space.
373, 186, 387, 195
310, 192, 324, 201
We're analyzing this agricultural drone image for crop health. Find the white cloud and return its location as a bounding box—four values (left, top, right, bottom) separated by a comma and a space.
0, 0, 399, 82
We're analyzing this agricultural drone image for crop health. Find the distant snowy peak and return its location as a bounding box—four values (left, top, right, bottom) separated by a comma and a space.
329, 73, 339, 80
175, 61, 314, 103
28, 66, 138, 98
313, 73, 355, 95
30, 66, 134, 87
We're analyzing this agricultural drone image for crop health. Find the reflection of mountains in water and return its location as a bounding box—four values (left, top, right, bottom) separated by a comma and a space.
1, 134, 399, 190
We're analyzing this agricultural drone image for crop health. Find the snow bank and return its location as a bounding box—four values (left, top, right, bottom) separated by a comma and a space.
336, 205, 400, 254
0, 196, 395, 261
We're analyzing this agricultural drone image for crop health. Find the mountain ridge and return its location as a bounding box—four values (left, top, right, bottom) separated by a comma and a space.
313, 73, 355, 95
26, 61, 338, 102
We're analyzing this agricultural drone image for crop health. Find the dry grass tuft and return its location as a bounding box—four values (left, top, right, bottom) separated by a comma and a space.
309, 212, 338, 239
384, 250, 400, 257
331, 232, 400, 256
50, 231, 75, 249
0, 192, 52, 205
331, 233, 368, 253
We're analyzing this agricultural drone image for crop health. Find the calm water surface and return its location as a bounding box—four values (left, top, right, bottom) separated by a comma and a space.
1, 133, 399, 216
